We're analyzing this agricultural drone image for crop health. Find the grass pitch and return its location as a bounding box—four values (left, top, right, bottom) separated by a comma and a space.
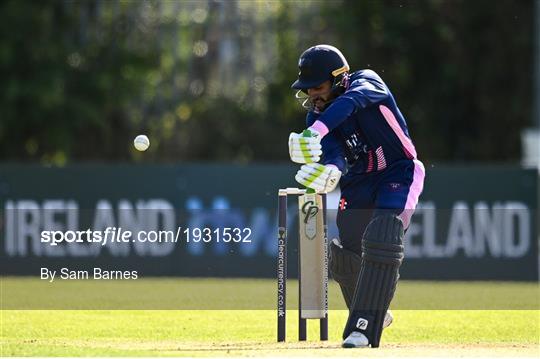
1, 278, 538, 357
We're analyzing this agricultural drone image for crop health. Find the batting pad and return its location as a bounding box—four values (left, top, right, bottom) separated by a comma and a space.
329, 240, 362, 309
344, 214, 404, 347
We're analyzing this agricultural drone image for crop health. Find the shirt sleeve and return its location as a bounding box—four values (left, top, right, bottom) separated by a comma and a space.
341, 70, 389, 108
305, 110, 319, 127
312, 97, 356, 133
320, 130, 346, 172
304, 106, 346, 171
313, 70, 390, 133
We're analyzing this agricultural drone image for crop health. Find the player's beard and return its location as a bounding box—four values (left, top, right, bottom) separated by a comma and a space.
311, 94, 334, 112
312, 97, 324, 111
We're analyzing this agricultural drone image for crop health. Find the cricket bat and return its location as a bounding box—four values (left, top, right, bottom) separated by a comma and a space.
298, 190, 327, 319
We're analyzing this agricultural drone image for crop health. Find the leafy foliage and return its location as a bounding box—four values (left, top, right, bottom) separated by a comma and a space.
0, 0, 533, 164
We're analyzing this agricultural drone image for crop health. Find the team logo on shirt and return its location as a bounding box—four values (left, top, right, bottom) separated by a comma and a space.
345, 133, 369, 154
388, 183, 402, 192
344, 132, 370, 167
339, 198, 348, 210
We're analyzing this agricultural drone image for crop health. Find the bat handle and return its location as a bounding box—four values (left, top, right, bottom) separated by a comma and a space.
302, 129, 317, 194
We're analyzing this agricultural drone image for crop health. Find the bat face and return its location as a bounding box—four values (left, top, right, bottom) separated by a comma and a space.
298, 193, 327, 319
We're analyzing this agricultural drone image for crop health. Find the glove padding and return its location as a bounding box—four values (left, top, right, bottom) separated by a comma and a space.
295, 163, 342, 193
288, 129, 322, 163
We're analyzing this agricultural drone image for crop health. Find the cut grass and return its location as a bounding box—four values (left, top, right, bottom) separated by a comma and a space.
1, 310, 538, 356
1, 278, 538, 356
1, 277, 537, 310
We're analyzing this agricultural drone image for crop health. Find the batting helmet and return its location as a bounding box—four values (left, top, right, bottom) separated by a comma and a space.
291, 44, 349, 91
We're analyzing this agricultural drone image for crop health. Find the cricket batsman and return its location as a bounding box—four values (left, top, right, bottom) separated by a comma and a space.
288, 44, 425, 348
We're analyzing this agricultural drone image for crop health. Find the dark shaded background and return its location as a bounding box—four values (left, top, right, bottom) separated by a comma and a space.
0, 0, 534, 165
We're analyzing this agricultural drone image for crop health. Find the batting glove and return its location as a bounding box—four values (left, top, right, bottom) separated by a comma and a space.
288, 129, 322, 163
295, 163, 342, 193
